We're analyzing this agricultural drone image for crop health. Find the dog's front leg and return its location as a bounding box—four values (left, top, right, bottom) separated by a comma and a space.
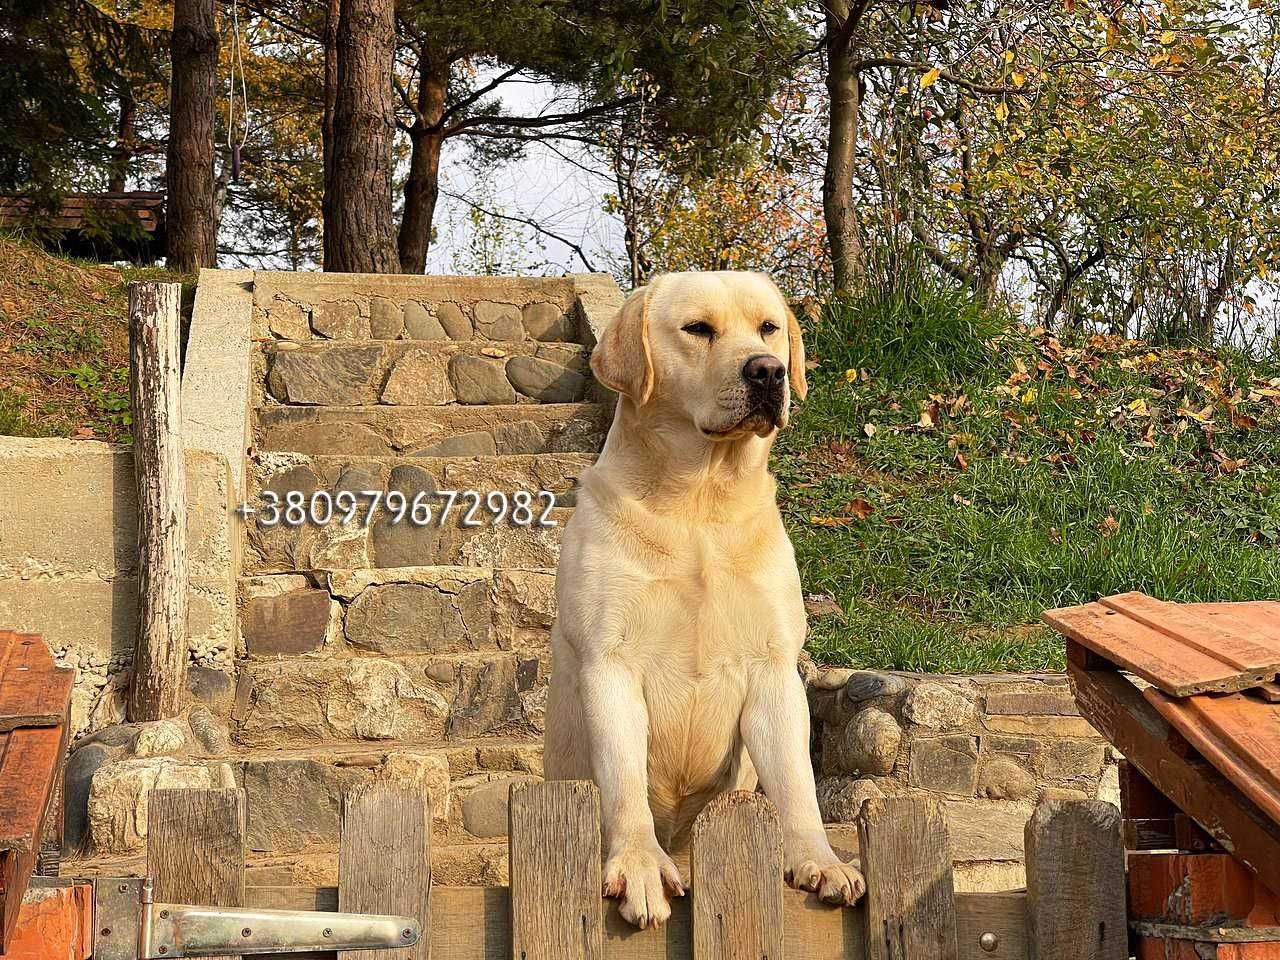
581, 655, 684, 928
741, 662, 866, 906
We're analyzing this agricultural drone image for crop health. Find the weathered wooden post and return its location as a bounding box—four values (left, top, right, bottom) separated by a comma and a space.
126, 281, 188, 722
1025, 798, 1127, 960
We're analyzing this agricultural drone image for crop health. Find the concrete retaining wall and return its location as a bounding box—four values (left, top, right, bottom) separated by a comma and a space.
0, 438, 237, 738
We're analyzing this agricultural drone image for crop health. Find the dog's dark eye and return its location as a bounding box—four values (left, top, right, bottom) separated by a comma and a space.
681, 321, 716, 339
760, 321, 780, 336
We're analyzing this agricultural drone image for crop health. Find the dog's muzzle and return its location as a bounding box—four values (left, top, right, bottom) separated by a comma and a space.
741, 354, 786, 426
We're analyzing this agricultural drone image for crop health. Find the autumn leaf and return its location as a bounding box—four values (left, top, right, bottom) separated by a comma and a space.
1098, 516, 1120, 537
863, 423, 878, 437
994, 101, 1010, 122
810, 515, 856, 527
845, 498, 875, 519
921, 67, 941, 89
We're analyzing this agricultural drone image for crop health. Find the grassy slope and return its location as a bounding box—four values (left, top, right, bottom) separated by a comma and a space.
0, 235, 187, 441
779, 307, 1280, 673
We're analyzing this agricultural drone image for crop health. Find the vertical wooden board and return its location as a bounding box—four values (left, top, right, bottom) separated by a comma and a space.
1024, 799, 1126, 960
508, 780, 602, 960
690, 791, 785, 960
338, 783, 431, 960
147, 788, 245, 960
858, 795, 959, 960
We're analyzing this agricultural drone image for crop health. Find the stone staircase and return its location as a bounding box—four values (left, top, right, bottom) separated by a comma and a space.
62, 271, 622, 886
227, 272, 620, 883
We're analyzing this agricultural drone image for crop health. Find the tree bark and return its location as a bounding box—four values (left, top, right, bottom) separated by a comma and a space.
109, 88, 136, 193
323, 0, 397, 273
126, 282, 188, 723
322, 0, 339, 196
165, 0, 219, 271
823, 1, 865, 296
397, 57, 448, 274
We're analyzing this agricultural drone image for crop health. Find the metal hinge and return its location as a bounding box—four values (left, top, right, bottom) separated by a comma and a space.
94, 878, 422, 960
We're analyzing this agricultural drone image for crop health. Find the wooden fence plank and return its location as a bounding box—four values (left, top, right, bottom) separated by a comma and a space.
509, 780, 603, 960
1024, 799, 1126, 960
338, 783, 430, 960
242, 886, 1027, 960
858, 795, 959, 960
126, 280, 187, 722
147, 788, 245, 960
690, 791, 784, 960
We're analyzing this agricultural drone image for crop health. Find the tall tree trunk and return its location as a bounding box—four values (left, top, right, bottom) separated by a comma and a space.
397, 58, 448, 274
322, 0, 339, 195
823, 1, 864, 296
323, 0, 397, 273
165, 0, 219, 271
109, 88, 136, 193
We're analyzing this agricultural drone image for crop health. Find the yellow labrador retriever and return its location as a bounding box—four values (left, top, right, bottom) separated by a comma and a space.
543, 271, 866, 928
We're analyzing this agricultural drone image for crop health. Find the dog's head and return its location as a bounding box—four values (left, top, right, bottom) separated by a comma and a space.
590, 271, 807, 439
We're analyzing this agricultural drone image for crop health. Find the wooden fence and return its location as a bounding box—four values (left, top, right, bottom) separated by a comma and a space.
146, 783, 1128, 960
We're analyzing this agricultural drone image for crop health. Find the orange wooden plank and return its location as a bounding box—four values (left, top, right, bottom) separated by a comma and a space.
0, 726, 64, 854
1100, 593, 1280, 673
1046, 601, 1262, 695
1129, 853, 1280, 926
0, 635, 73, 732
1145, 690, 1280, 827
1, 884, 93, 960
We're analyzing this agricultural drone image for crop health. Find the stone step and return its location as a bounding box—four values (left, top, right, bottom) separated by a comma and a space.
260, 339, 601, 408
231, 649, 548, 749
71, 737, 546, 865
243, 454, 582, 572
240, 565, 556, 661
253, 272, 591, 345
255, 403, 609, 458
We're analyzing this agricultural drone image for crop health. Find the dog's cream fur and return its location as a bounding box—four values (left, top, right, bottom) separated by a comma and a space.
543, 271, 866, 928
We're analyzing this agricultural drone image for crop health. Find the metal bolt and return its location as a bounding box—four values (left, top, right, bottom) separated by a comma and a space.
403, 928, 413, 940
100, 928, 111, 938
323, 928, 333, 939
160, 910, 169, 919
118, 884, 129, 893
979, 932, 1000, 953
242, 928, 253, 938
158, 947, 168, 956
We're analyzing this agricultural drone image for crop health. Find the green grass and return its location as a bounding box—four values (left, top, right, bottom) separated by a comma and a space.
779, 278, 1280, 673
0, 234, 191, 442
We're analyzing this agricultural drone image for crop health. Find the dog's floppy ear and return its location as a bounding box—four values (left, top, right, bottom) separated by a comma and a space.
785, 306, 808, 402
590, 283, 655, 404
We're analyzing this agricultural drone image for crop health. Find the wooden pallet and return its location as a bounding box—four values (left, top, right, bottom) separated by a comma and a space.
1045, 592, 1280, 696
0, 632, 72, 952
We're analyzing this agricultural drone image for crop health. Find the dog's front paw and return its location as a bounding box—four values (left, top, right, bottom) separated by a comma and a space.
786, 855, 866, 906
602, 843, 685, 929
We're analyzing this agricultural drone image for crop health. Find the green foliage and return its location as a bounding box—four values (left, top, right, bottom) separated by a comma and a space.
0, 0, 159, 201
776, 276, 1280, 672
0, 389, 54, 438
808, 248, 1008, 387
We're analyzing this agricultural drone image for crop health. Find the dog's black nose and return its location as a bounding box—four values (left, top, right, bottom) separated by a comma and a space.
742, 354, 786, 387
